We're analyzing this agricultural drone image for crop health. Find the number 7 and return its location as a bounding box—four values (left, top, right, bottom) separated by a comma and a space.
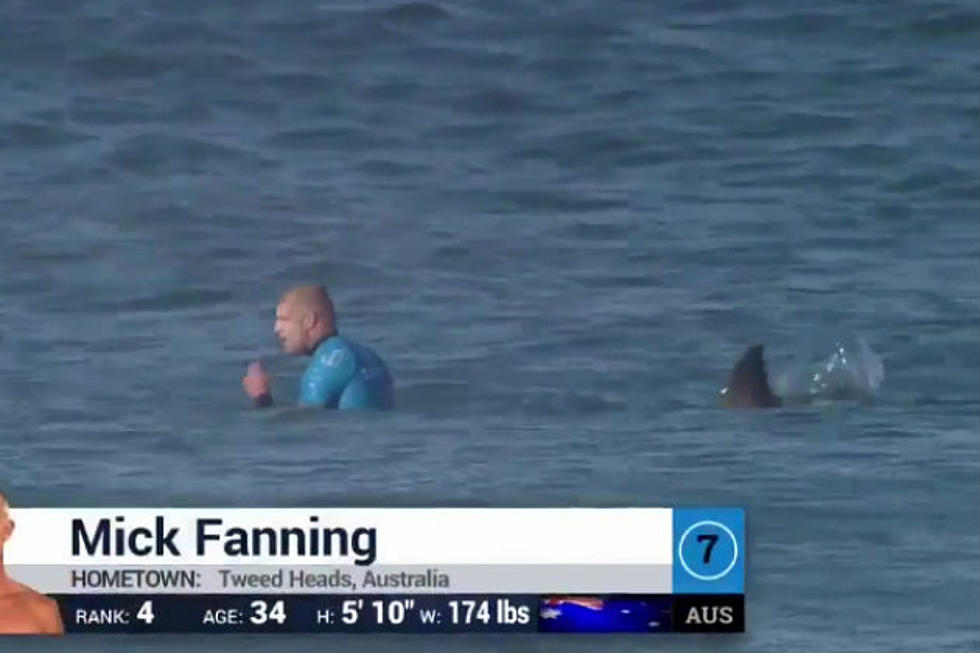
697, 534, 719, 564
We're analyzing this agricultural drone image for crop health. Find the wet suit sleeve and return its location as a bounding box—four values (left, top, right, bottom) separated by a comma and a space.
298, 342, 357, 408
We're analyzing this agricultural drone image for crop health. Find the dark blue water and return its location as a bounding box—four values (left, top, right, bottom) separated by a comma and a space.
1, 1, 977, 651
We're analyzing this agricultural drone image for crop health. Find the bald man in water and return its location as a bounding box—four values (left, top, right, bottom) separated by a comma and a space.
0, 493, 64, 635
243, 285, 394, 409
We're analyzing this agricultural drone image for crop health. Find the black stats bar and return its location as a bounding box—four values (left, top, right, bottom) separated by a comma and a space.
50, 593, 744, 634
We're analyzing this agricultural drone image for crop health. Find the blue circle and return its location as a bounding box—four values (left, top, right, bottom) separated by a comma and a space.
677, 520, 738, 582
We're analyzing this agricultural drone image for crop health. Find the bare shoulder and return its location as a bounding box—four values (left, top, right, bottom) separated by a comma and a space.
14, 582, 64, 634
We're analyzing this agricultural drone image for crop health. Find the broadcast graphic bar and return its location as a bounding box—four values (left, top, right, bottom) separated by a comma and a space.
3, 507, 745, 634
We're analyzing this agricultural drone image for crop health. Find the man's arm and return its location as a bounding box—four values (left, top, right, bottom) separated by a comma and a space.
298, 345, 356, 408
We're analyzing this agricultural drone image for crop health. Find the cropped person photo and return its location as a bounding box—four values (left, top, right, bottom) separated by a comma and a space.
0, 493, 65, 635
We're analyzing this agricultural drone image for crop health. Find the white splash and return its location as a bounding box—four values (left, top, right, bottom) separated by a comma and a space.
774, 336, 884, 403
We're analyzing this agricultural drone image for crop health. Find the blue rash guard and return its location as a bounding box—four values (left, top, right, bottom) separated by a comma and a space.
298, 336, 394, 410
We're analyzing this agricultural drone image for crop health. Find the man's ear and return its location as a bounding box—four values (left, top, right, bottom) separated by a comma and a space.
302, 310, 317, 330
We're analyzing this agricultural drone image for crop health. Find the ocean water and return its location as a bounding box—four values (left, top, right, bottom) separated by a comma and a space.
1, 0, 977, 651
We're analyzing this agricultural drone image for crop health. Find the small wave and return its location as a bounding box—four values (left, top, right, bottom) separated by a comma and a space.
379, 1, 452, 26
0, 120, 93, 149
265, 125, 368, 150
358, 160, 428, 180
91, 288, 234, 314
876, 5, 980, 40
554, 220, 633, 242
128, 19, 239, 48
105, 132, 268, 174
73, 51, 174, 81
258, 70, 334, 95
68, 95, 157, 126
452, 86, 541, 116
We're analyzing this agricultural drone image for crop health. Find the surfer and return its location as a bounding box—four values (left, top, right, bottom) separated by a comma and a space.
0, 493, 65, 635
242, 285, 394, 410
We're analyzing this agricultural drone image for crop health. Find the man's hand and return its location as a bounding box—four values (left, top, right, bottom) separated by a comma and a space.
243, 361, 273, 407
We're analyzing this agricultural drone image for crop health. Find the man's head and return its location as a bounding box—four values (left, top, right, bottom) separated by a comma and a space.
274, 285, 337, 355
0, 493, 14, 549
